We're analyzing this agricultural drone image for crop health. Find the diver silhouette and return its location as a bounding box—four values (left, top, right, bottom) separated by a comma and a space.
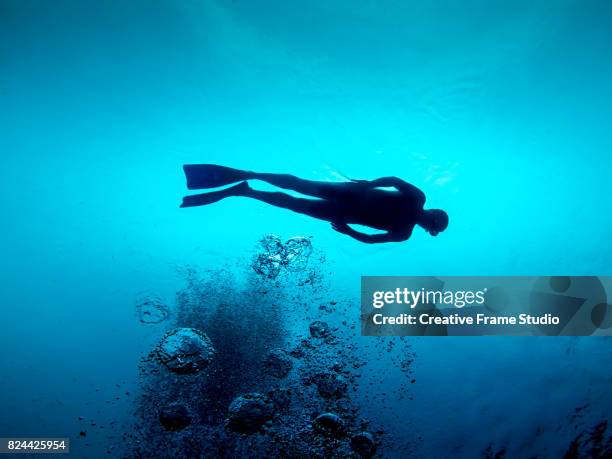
180, 164, 448, 244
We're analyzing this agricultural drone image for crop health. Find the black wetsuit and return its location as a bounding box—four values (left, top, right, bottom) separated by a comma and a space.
181, 166, 427, 244
255, 177, 425, 242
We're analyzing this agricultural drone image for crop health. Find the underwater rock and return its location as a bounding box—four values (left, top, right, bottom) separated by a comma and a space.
136, 292, 170, 324
311, 372, 348, 399
156, 328, 215, 374
227, 393, 274, 434
159, 402, 192, 431
309, 320, 331, 339
263, 349, 293, 379
351, 432, 377, 458
313, 413, 345, 438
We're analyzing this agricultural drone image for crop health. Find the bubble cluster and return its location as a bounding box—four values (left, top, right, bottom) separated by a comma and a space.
252, 234, 313, 279
156, 328, 215, 374
135, 292, 170, 324
125, 236, 404, 458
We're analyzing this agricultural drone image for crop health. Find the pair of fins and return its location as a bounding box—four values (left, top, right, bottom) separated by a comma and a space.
181, 164, 248, 208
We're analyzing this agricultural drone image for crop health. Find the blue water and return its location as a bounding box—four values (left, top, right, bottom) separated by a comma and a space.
1, 1, 611, 457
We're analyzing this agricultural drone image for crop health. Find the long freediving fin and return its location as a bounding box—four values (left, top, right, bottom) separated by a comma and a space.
180, 192, 224, 208
183, 164, 249, 190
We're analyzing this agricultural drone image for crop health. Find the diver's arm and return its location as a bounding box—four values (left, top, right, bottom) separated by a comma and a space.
331, 222, 406, 244
352, 177, 425, 200
346, 231, 399, 244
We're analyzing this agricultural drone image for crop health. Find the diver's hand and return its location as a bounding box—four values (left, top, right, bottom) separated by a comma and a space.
331, 221, 352, 234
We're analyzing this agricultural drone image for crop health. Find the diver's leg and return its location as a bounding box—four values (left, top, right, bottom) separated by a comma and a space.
238, 186, 337, 221
184, 165, 351, 199
252, 172, 351, 199
181, 181, 337, 221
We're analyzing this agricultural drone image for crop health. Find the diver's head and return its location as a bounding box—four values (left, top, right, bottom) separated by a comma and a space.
418, 209, 449, 236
